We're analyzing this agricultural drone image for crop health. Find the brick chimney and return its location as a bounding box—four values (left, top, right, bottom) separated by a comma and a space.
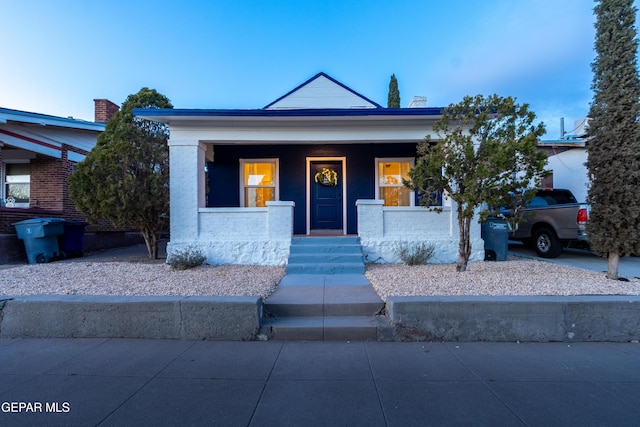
408, 96, 427, 108
93, 99, 120, 123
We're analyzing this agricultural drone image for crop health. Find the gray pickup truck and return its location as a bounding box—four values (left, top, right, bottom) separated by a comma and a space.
508, 189, 589, 258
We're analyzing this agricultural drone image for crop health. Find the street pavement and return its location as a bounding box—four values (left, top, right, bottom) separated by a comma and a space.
0, 338, 639, 426
508, 242, 640, 279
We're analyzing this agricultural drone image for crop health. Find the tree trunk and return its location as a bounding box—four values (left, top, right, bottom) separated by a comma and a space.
456, 207, 472, 272
606, 252, 620, 280
141, 228, 159, 259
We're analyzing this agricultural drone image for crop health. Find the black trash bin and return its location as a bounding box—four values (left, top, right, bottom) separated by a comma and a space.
59, 220, 88, 258
13, 218, 65, 264
481, 217, 509, 261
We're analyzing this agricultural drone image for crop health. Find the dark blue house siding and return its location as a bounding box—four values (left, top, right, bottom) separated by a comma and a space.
207, 143, 418, 235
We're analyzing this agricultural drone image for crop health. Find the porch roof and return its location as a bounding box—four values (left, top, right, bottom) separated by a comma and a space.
134, 107, 444, 124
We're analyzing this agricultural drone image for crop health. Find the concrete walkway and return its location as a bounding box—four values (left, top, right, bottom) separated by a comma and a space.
261, 237, 388, 340
0, 338, 638, 426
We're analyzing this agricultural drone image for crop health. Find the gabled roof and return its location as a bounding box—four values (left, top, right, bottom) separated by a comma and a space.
0, 107, 104, 158
263, 72, 382, 110
134, 72, 444, 132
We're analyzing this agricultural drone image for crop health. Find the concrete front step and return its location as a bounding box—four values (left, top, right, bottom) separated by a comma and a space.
288, 253, 364, 264
291, 236, 360, 245
272, 236, 378, 340
265, 301, 385, 317
286, 263, 365, 275
264, 285, 384, 317
278, 274, 372, 287
286, 236, 366, 275
289, 244, 362, 254
260, 316, 392, 341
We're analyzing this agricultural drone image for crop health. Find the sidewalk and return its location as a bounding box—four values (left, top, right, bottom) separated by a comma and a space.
0, 338, 638, 426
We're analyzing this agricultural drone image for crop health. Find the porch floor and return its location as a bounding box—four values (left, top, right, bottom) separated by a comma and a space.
304, 229, 350, 236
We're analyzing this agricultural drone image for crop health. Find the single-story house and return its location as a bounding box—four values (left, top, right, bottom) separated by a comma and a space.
136, 72, 484, 265
0, 100, 139, 263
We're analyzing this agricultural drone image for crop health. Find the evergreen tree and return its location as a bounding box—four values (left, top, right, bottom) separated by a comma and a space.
387, 74, 400, 108
407, 95, 547, 272
69, 88, 173, 259
586, 0, 640, 279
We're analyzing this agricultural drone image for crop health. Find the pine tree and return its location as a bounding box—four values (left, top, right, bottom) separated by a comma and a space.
69, 88, 173, 259
586, 0, 640, 279
387, 74, 400, 108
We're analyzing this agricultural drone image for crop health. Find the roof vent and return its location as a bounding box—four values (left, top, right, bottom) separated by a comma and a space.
408, 96, 427, 108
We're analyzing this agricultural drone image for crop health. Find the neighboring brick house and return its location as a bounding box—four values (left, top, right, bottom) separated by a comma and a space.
0, 100, 141, 263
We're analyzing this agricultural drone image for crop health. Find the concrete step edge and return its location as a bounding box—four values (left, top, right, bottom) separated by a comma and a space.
291, 237, 361, 245
289, 246, 363, 254
287, 255, 364, 263
264, 301, 384, 317
285, 266, 366, 275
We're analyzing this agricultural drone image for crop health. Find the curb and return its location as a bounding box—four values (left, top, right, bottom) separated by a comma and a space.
387, 295, 640, 342
0, 295, 262, 340
1, 295, 639, 342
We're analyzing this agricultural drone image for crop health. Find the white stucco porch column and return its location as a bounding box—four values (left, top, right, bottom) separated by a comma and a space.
266, 201, 295, 239
168, 139, 206, 242
356, 199, 384, 239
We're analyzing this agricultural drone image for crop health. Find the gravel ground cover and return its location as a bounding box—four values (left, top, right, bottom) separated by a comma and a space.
366, 259, 640, 300
0, 262, 286, 299
1, 256, 639, 300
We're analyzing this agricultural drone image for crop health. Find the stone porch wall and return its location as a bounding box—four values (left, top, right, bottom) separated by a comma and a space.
168, 201, 294, 265
356, 199, 484, 264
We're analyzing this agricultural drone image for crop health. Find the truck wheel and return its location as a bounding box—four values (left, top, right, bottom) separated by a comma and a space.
533, 228, 562, 258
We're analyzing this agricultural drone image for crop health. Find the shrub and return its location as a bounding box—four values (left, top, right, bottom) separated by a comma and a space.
166, 245, 206, 270
396, 242, 435, 266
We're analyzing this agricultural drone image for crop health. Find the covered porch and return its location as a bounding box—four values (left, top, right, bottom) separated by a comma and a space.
166, 137, 482, 265
135, 72, 484, 265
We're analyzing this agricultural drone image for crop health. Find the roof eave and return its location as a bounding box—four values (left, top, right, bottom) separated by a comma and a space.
0, 108, 105, 132
134, 107, 444, 124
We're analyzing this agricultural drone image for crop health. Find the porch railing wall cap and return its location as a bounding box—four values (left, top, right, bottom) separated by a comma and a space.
266, 201, 296, 207
355, 199, 384, 206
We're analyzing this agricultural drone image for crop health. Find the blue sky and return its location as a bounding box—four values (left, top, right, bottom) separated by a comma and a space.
0, 0, 618, 139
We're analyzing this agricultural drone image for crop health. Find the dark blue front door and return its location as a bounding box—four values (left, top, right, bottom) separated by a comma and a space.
310, 161, 343, 230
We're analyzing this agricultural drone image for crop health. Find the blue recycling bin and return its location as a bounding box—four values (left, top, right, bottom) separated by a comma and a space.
14, 218, 65, 264
59, 220, 88, 258
481, 217, 509, 261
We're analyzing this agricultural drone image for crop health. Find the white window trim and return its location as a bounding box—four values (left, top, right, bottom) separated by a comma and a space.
1, 160, 30, 208
375, 157, 415, 207
239, 158, 279, 208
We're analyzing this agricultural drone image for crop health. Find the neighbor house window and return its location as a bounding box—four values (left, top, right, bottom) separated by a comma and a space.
3, 163, 30, 208
240, 159, 279, 207
375, 158, 414, 206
